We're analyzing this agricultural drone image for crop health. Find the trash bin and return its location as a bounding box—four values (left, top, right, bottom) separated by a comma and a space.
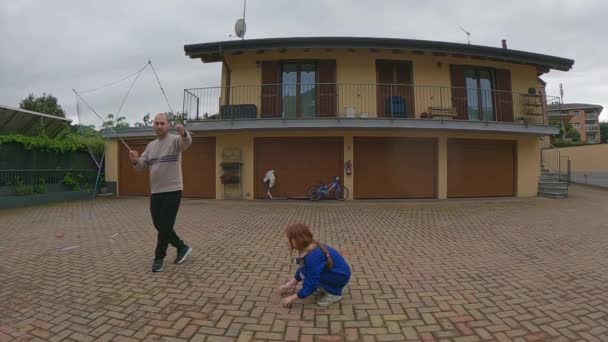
385, 96, 406, 117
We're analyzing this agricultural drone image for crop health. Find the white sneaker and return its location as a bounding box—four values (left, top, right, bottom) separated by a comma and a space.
317, 293, 342, 307
312, 288, 326, 298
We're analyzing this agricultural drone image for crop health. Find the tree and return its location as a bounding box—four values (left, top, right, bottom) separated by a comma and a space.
563, 123, 581, 142
134, 113, 153, 127
19, 93, 65, 117
552, 122, 582, 147
600, 122, 608, 143
142, 113, 153, 126
70, 124, 99, 137
102, 114, 129, 129
166, 112, 188, 125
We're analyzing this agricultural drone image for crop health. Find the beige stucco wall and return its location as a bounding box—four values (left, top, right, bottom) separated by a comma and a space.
223, 49, 539, 119
215, 133, 254, 200
517, 136, 540, 196
557, 144, 608, 172
214, 129, 539, 200
104, 139, 119, 183
105, 130, 539, 199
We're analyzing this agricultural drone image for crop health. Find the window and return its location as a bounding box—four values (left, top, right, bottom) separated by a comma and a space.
281, 62, 316, 118
464, 68, 494, 121
377, 60, 414, 118
587, 134, 597, 144
575, 123, 581, 128
574, 111, 580, 116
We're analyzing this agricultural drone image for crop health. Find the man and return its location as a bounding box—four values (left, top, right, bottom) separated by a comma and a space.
129, 113, 193, 272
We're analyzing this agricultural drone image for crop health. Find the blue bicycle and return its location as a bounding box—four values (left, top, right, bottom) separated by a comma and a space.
307, 176, 349, 201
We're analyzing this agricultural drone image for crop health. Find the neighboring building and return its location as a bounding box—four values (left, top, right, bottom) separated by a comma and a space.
104, 37, 573, 200
548, 103, 604, 144
537, 77, 546, 96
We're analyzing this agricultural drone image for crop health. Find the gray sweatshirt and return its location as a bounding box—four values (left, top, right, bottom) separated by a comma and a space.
133, 131, 192, 194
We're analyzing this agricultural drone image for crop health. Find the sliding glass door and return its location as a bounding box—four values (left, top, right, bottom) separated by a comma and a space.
465, 69, 494, 121
282, 62, 316, 118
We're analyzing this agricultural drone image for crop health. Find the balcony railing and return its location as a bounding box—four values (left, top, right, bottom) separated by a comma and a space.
585, 113, 597, 120
586, 124, 600, 132
183, 84, 559, 125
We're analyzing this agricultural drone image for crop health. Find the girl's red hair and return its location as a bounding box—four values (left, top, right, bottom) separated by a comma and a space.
285, 223, 333, 269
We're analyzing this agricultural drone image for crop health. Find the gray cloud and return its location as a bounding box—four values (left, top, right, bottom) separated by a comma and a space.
1, 0, 605, 124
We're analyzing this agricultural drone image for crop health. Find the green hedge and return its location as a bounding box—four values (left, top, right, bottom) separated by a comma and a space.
0, 130, 104, 154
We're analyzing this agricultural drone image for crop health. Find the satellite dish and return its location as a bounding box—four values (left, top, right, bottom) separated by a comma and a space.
235, 19, 246, 39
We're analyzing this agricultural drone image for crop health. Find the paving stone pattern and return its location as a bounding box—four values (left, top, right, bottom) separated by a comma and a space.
1, 185, 608, 341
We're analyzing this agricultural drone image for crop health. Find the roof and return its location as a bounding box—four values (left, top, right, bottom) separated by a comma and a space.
103, 119, 558, 138
184, 36, 575, 72
0, 104, 71, 138
547, 103, 604, 112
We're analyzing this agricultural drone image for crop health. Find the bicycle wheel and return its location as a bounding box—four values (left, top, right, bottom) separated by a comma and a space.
335, 186, 349, 201
307, 186, 322, 201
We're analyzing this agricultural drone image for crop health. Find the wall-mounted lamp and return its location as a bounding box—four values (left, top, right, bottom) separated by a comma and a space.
436, 61, 442, 68
256, 60, 261, 69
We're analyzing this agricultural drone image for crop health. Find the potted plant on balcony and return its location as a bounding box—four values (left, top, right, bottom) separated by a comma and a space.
515, 115, 526, 124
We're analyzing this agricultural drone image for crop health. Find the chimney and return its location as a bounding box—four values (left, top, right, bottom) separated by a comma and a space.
501, 39, 507, 49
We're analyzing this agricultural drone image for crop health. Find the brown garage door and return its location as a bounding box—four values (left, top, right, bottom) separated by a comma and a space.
119, 137, 216, 198
354, 137, 437, 199
182, 137, 216, 198
119, 139, 152, 196
254, 137, 343, 199
448, 139, 515, 198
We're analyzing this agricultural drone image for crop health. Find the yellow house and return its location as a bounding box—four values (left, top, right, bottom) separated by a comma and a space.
104, 37, 574, 200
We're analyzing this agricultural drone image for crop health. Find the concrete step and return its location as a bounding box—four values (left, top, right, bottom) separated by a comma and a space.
539, 180, 568, 186
538, 191, 568, 199
539, 181, 568, 187
539, 179, 568, 184
539, 177, 561, 183
539, 185, 569, 192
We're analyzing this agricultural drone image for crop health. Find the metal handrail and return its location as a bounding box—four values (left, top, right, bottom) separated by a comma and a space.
540, 137, 571, 184
183, 83, 560, 124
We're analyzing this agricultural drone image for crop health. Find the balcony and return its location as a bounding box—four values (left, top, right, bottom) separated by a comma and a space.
585, 113, 597, 120
586, 124, 600, 132
180, 84, 560, 135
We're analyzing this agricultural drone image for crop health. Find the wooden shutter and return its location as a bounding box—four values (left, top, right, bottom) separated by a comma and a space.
376, 60, 414, 118
261, 61, 281, 117
450, 65, 468, 120
316, 60, 337, 117
376, 60, 394, 117
394, 61, 414, 118
223, 61, 231, 105
495, 69, 514, 122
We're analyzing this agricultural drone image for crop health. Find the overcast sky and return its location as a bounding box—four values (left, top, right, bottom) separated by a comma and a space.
1, 0, 606, 125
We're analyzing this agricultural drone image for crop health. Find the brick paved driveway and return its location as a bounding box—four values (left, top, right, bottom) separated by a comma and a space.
2, 185, 608, 342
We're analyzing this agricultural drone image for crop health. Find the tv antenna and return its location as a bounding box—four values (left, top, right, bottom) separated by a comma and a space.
459, 26, 471, 45
230, 0, 247, 40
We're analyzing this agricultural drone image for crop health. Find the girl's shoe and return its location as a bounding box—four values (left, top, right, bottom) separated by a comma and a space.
312, 288, 326, 298
317, 293, 342, 307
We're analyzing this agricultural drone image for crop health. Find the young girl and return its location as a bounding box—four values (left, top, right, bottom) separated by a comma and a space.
279, 223, 351, 307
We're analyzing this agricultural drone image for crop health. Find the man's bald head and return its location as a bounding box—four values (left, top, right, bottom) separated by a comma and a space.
154, 113, 169, 123
153, 113, 170, 138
